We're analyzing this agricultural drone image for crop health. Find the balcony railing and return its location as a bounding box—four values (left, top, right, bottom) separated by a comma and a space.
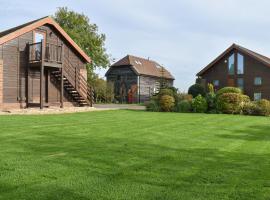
29, 42, 63, 64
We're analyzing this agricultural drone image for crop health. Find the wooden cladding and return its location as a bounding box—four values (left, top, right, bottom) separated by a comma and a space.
0, 60, 3, 107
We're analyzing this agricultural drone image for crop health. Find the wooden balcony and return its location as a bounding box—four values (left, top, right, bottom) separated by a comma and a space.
28, 41, 63, 68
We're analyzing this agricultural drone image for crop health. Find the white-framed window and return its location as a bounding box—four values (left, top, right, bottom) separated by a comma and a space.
154, 82, 160, 94
254, 77, 262, 85
254, 93, 262, 101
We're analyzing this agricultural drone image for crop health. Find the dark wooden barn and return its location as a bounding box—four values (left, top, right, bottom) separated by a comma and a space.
106, 55, 174, 103
197, 44, 270, 100
0, 16, 92, 110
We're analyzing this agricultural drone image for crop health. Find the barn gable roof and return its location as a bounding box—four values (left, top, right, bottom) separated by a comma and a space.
0, 16, 91, 63
106, 55, 174, 80
197, 44, 270, 76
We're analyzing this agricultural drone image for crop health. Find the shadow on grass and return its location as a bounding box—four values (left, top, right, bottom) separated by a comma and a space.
217, 125, 270, 141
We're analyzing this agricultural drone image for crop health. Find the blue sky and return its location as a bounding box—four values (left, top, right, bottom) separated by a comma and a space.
1, 0, 270, 91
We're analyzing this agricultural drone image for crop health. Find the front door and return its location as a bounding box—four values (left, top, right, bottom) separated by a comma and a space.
34, 31, 46, 60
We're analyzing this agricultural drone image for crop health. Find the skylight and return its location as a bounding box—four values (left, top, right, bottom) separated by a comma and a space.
135, 60, 142, 65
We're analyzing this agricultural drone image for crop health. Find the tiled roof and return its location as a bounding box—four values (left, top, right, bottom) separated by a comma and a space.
109, 55, 174, 80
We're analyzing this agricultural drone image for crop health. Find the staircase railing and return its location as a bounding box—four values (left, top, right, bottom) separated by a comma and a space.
63, 56, 93, 106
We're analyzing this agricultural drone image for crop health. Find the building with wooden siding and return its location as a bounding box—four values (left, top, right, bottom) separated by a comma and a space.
106, 55, 174, 103
197, 44, 270, 100
0, 16, 92, 110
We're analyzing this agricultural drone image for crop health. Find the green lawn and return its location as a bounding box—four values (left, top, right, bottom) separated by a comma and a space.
1, 110, 270, 200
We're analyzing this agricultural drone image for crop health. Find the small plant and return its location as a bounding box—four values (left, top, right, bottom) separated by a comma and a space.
160, 95, 175, 112
192, 95, 207, 113
216, 87, 242, 97
188, 84, 206, 98
177, 100, 192, 113
146, 100, 160, 112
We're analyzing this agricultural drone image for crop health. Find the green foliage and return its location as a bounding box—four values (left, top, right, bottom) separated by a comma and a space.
206, 93, 217, 113
176, 92, 193, 102
177, 100, 192, 113
242, 102, 261, 116
256, 99, 270, 116
53, 7, 110, 81
216, 93, 244, 114
192, 95, 207, 113
188, 84, 206, 98
106, 82, 115, 103
93, 78, 114, 103
146, 100, 160, 112
159, 95, 175, 112
216, 87, 242, 97
158, 88, 174, 98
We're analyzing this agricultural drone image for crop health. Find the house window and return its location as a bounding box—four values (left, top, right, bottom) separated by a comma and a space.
237, 53, 244, 74
117, 75, 121, 80
237, 78, 244, 90
213, 80, 219, 87
254, 77, 262, 85
154, 82, 160, 94
228, 54, 235, 75
254, 93, 262, 101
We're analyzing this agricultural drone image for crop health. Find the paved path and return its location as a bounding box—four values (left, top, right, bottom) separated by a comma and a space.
93, 104, 146, 110
0, 104, 146, 115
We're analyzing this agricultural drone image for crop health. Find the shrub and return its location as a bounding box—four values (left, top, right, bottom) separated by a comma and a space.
176, 92, 193, 102
146, 100, 160, 112
216, 93, 244, 114
206, 92, 217, 113
192, 95, 207, 113
176, 100, 192, 113
188, 84, 206, 98
158, 89, 174, 98
242, 102, 260, 116
207, 83, 215, 94
216, 87, 242, 97
160, 95, 175, 112
256, 99, 270, 116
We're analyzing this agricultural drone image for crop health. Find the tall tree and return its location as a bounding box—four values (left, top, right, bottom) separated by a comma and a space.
53, 7, 110, 78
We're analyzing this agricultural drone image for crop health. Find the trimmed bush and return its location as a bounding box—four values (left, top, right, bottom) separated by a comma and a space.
216, 93, 244, 114
177, 100, 192, 113
256, 99, 270, 116
146, 100, 160, 112
192, 95, 207, 113
242, 102, 260, 116
216, 87, 242, 97
160, 95, 175, 112
188, 84, 206, 98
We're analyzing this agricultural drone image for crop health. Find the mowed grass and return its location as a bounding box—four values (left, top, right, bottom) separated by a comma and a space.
1, 110, 270, 200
